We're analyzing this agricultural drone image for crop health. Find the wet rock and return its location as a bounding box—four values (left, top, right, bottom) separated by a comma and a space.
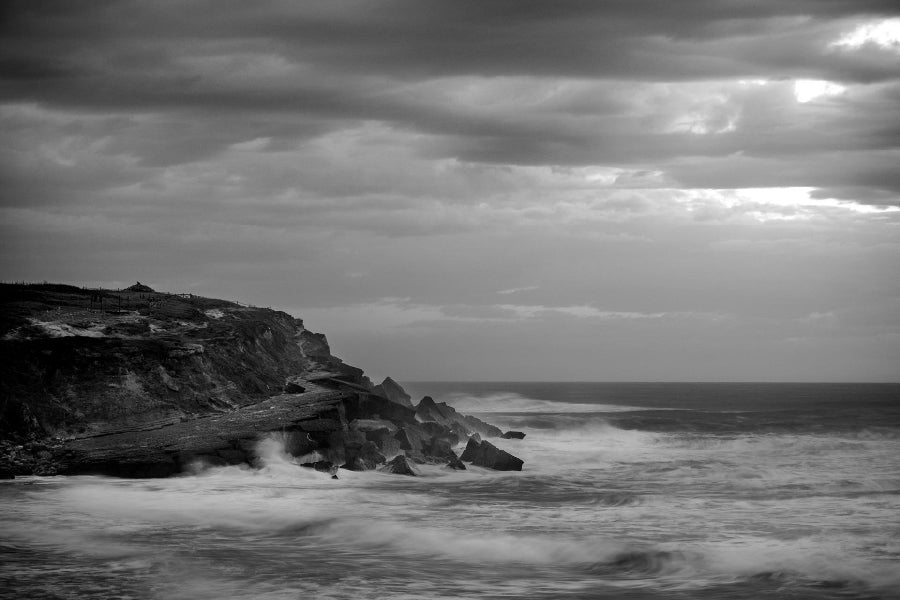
378, 454, 420, 476
501, 431, 526, 439
415, 396, 502, 438
373, 377, 413, 409
342, 441, 386, 471
446, 453, 466, 470
394, 425, 430, 458
460, 438, 523, 471
364, 428, 403, 459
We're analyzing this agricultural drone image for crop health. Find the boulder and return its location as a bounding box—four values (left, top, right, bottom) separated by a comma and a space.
342, 441, 386, 471
394, 425, 430, 458
373, 377, 413, 409
459, 438, 523, 471
378, 454, 419, 476
422, 435, 456, 462
501, 431, 526, 439
364, 428, 403, 459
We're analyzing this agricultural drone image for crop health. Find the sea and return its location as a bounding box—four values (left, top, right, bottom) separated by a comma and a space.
2, 382, 899, 600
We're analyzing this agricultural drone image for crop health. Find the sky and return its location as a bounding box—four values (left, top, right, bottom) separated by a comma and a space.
2, 1, 900, 382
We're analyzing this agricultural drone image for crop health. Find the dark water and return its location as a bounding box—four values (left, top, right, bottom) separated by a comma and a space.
3, 383, 900, 599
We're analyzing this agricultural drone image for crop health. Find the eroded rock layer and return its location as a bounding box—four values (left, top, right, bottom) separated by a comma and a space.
1, 283, 523, 477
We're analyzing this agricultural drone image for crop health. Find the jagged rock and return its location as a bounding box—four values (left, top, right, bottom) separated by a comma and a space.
415, 396, 502, 438
284, 376, 307, 394
394, 425, 430, 458
364, 427, 403, 459
469, 432, 482, 444
501, 431, 526, 439
420, 421, 460, 446
342, 441, 386, 471
460, 438, 523, 471
422, 435, 456, 461
446, 453, 466, 470
378, 454, 420, 476
373, 377, 413, 409
460, 437, 480, 461
0, 282, 512, 479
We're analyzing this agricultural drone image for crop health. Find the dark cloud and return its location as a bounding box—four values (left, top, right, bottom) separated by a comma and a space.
2, 1, 899, 380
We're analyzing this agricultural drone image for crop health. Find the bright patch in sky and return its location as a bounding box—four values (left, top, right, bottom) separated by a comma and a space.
793, 79, 846, 103
832, 18, 900, 51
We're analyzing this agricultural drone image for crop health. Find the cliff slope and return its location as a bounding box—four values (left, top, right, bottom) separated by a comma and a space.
0, 283, 521, 477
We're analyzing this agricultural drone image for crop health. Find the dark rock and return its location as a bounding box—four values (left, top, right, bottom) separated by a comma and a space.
378, 455, 419, 476
460, 438, 523, 471
0, 282, 513, 479
283, 376, 307, 394
415, 396, 502, 438
422, 435, 456, 461
420, 421, 460, 446
364, 427, 403, 459
446, 453, 466, 470
394, 425, 429, 459
342, 441, 386, 471
373, 377, 413, 409
501, 431, 526, 439
460, 437, 480, 462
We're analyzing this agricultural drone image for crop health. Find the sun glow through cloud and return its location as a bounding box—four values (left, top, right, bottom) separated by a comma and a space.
832, 18, 900, 51
793, 80, 846, 103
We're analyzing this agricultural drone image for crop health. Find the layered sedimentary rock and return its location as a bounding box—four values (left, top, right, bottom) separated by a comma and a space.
0, 283, 523, 477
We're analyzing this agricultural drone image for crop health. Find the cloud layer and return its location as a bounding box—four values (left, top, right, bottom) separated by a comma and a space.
2, 1, 899, 380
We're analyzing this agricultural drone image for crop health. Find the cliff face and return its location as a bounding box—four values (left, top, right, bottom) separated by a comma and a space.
1, 283, 363, 441
0, 283, 520, 477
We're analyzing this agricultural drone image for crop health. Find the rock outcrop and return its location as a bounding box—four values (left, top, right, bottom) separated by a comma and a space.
0, 282, 524, 477
379, 454, 420, 476
373, 377, 413, 409
501, 431, 526, 439
459, 438, 524, 471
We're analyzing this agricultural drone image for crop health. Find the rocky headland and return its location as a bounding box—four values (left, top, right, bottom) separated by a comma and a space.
0, 282, 524, 478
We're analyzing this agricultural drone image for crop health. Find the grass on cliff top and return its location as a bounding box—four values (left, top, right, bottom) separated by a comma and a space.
0, 283, 240, 336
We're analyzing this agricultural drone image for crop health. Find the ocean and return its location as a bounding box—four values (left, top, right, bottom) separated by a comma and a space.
2, 382, 899, 599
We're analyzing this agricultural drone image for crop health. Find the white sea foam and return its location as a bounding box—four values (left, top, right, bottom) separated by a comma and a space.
3, 406, 899, 599
443, 391, 650, 414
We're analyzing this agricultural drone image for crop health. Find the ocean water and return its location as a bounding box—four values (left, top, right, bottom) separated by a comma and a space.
2, 382, 900, 599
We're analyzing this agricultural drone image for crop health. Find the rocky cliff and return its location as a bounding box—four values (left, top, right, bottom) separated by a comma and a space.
0, 283, 522, 477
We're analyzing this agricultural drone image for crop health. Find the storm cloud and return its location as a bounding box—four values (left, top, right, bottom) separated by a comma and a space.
2, 1, 899, 380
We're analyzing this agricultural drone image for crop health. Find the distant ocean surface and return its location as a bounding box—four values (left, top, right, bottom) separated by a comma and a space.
3, 382, 900, 599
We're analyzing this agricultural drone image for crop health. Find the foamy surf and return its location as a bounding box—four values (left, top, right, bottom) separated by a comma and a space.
3, 382, 899, 599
